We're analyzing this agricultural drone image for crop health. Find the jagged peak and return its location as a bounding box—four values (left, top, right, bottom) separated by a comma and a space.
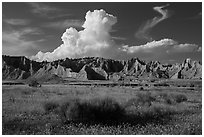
3, 55, 201, 65
183, 58, 192, 64
2, 55, 202, 80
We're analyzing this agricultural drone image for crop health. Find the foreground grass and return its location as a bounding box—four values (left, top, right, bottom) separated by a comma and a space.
3, 107, 201, 135
2, 81, 202, 135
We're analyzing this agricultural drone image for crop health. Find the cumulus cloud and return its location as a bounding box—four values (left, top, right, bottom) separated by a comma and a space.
31, 9, 201, 62
135, 4, 170, 41
121, 38, 201, 54
31, 9, 117, 62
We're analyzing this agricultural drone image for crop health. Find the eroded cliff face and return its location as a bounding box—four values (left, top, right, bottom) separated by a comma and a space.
2, 55, 202, 82
2, 56, 42, 80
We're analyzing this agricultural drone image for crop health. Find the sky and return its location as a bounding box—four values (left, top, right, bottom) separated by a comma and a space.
2, 2, 202, 63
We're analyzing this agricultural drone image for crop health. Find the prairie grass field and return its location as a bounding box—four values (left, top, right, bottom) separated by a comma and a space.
2, 79, 202, 135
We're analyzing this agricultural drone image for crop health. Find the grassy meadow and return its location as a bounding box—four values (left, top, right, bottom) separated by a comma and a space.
2, 80, 202, 135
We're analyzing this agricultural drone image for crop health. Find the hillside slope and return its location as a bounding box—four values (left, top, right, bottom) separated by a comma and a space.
2, 55, 202, 81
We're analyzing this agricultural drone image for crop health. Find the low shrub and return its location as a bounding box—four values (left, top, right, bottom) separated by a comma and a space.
58, 92, 187, 125
157, 93, 188, 104
146, 103, 176, 118
125, 101, 177, 125
44, 101, 60, 113
125, 92, 156, 107
139, 87, 144, 90
157, 93, 174, 105
28, 79, 41, 87
125, 92, 187, 122
171, 94, 188, 103
60, 97, 125, 123
136, 92, 156, 106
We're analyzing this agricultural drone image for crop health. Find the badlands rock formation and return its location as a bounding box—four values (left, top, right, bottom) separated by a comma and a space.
2, 55, 202, 81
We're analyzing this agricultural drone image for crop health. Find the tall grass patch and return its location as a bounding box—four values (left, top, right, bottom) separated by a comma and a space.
45, 91, 188, 125
44, 101, 60, 113
172, 94, 188, 103
124, 91, 188, 124
60, 97, 125, 123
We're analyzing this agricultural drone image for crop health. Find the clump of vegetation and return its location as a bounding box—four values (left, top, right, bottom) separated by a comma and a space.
127, 103, 176, 119
60, 97, 125, 123
157, 93, 174, 105
189, 84, 194, 87
136, 92, 156, 106
139, 87, 144, 90
44, 101, 60, 113
125, 92, 154, 108
145, 84, 149, 86
125, 92, 188, 120
171, 94, 188, 103
28, 79, 41, 87
124, 92, 184, 124
156, 93, 188, 104
150, 79, 156, 82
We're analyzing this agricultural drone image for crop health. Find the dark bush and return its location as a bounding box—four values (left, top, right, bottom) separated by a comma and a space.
60, 97, 125, 123
57, 93, 187, 125
28, 79, 41, 87
165, 98, 173, 104
139, 87, 144, 90
44, 101, 59, 113
172, 94, 188, 103
150, 79, 156, 82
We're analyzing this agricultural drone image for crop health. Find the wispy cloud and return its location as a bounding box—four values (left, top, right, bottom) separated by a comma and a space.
18, 27, 42, 35
2, 28, 44, 56
43, 19, 84, 29
112, 36, 127, 41
186, 11, 202, 20
3, 18, 30, 26
28, 2, 60, 17
135, 4, 171, 41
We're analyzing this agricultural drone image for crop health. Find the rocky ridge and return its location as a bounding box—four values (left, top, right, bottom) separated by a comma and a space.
2, 55, 202, 81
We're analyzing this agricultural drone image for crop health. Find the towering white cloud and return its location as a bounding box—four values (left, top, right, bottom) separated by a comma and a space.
31, 9, 117, 61
135, 4, 170, 41
31, 9, 201, 62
